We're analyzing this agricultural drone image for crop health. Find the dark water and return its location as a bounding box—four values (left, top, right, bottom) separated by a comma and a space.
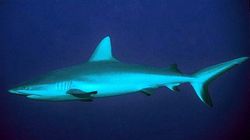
1, 0, 250, 140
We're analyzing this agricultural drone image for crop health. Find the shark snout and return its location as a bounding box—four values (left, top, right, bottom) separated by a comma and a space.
8, 88, 28, 95
8, 88, 20, 94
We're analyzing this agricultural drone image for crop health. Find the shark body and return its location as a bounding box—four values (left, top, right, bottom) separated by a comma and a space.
9, 36, 248, 107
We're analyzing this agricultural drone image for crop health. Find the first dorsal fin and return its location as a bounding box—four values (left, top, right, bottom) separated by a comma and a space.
89, 36, 117, 62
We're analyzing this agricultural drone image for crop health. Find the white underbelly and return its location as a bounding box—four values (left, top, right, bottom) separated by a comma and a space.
91, 80, 157, 98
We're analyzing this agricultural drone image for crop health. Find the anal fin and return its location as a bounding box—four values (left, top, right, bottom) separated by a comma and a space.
166, 83, 180, 92
141, 88, 156, 96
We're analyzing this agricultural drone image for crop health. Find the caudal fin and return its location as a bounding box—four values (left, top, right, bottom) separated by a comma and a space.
190, 57, 248, 107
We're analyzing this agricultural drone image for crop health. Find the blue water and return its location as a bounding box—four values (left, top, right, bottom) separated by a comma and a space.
1, 0, 250, 140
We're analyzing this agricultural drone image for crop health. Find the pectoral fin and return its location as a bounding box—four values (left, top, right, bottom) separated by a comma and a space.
67, 89, 97, 99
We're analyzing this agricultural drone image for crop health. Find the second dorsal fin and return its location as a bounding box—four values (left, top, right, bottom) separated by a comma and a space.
164, 64, 182, 74
89, 36, 117, 62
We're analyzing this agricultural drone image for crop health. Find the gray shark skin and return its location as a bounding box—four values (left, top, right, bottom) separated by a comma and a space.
8, 36, 248, 107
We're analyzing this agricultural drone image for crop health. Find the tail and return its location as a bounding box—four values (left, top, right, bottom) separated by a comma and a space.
190, 57, 248, 107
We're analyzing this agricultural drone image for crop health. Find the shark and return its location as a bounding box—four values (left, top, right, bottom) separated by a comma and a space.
8, 36, 248, 107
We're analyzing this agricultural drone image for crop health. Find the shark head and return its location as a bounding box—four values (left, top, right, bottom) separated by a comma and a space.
8, 71, 64, 97
8, 79, 62, 100
8, 36, 114, 99
8, 80, 48, 96
8, 85, 30, 95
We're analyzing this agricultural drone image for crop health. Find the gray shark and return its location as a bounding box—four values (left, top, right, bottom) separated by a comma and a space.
8, 36, 248, 107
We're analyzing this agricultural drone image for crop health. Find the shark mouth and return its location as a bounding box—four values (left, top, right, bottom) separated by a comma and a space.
8, 89, 42, 100
8, 89, 35, 96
